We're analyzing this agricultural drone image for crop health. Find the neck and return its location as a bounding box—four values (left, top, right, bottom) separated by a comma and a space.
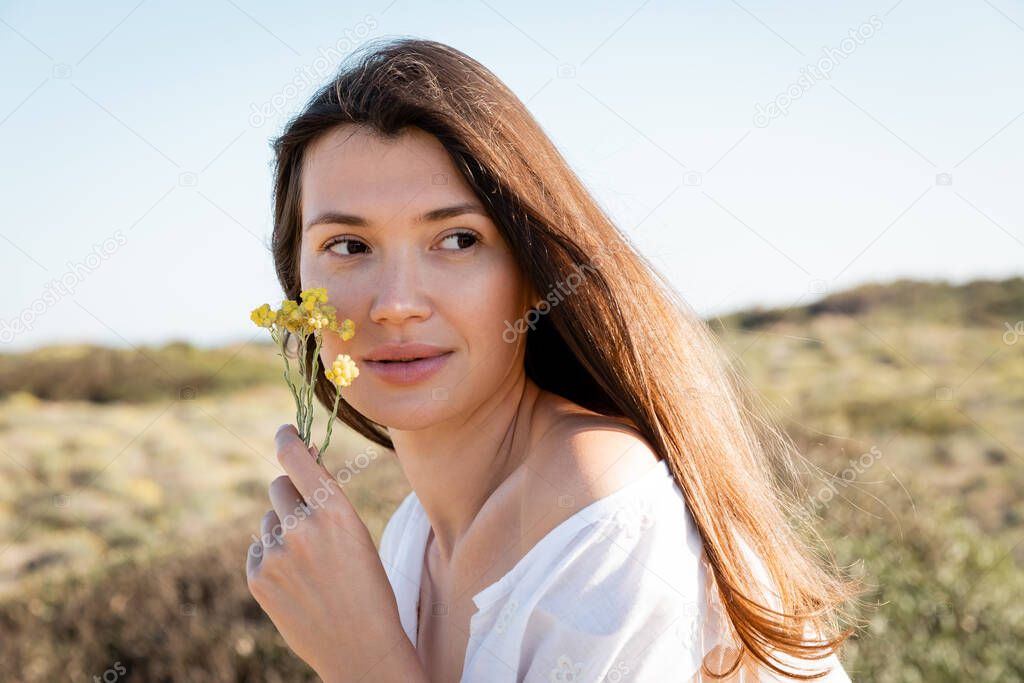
390, 374, 543, 564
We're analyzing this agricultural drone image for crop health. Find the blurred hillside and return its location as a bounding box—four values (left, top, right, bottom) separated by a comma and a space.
713, 276, 1024, 330
0, 339, 280, 404
0, 275, 1021, 681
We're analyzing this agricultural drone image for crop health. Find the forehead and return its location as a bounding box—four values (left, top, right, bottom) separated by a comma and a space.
301, 124, 474, 218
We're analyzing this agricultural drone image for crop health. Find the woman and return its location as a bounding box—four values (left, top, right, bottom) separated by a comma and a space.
246, 37, 861, 682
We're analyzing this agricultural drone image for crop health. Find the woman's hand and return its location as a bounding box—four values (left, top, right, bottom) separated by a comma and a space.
246, 424, 426, 683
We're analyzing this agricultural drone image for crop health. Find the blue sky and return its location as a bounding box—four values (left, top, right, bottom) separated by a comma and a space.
1, 0, 1022, 350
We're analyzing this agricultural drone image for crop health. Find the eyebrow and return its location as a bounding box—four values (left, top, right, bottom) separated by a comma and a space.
303, 202, 487, 232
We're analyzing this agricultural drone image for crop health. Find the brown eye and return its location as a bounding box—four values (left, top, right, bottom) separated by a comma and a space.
324, 238, 369, 256
438, 230, 480, 251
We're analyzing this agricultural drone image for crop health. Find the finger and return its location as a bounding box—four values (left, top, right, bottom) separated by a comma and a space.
269, 475, 309, 529
261, 508, 283, 552
246, 509, 279, 576
275, 424, 340, 503
246, 535, 262, 575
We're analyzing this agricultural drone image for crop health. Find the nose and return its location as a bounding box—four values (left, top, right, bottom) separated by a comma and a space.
368, 248, 432, 327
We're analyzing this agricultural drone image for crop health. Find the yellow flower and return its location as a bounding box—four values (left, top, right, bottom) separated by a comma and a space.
280, 304, 307, 335
249, 303, 277, 328
300, 287, 328, 304
249, 289, 357, 464
306, 308, 332, 331
325, 354, 359, 387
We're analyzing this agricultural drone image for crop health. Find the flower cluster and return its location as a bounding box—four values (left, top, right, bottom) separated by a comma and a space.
249, 287, 358, 464
325, 354, 359, 388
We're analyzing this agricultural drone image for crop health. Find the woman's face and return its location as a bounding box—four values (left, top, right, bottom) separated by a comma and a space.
299, 124, 535, 430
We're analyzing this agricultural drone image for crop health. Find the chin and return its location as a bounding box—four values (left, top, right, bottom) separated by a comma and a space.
351, 387, 458, 431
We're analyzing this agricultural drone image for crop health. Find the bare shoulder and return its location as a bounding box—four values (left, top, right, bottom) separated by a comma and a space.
522, 392, 662, 514
474, 391, 664, 574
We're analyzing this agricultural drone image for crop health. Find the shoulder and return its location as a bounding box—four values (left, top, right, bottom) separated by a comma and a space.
504, 393, 666, 565
516, 396, 706, 623
512, 465, 709, 681
523, 392, 663, 515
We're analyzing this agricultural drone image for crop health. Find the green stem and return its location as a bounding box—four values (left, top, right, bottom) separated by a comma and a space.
317, 387, 343, 466
272, 321, 333, 461
296, 330, 311, 445
274, 329, 302, 427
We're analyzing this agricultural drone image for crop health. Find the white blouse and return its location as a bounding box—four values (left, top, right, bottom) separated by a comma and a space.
378, 457, 853, 682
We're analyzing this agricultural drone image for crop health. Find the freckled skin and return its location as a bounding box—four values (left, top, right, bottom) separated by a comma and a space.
299, 124, 535, 431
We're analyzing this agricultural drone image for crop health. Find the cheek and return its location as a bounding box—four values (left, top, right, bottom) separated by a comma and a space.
299, 253, 360, 374
448, 254, 527, 350
298, 249, 356, 324
297, 244, 319, 290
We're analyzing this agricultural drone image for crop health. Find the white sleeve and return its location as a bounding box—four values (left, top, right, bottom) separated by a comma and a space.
515, 516, 852, 683
516, 517, 709, 682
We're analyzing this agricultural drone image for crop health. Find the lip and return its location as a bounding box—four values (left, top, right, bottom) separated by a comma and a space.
364, 351, 454, 386
364, 342, 453, 362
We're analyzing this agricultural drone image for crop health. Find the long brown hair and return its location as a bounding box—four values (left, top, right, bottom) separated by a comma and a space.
269, 37, 862, 679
